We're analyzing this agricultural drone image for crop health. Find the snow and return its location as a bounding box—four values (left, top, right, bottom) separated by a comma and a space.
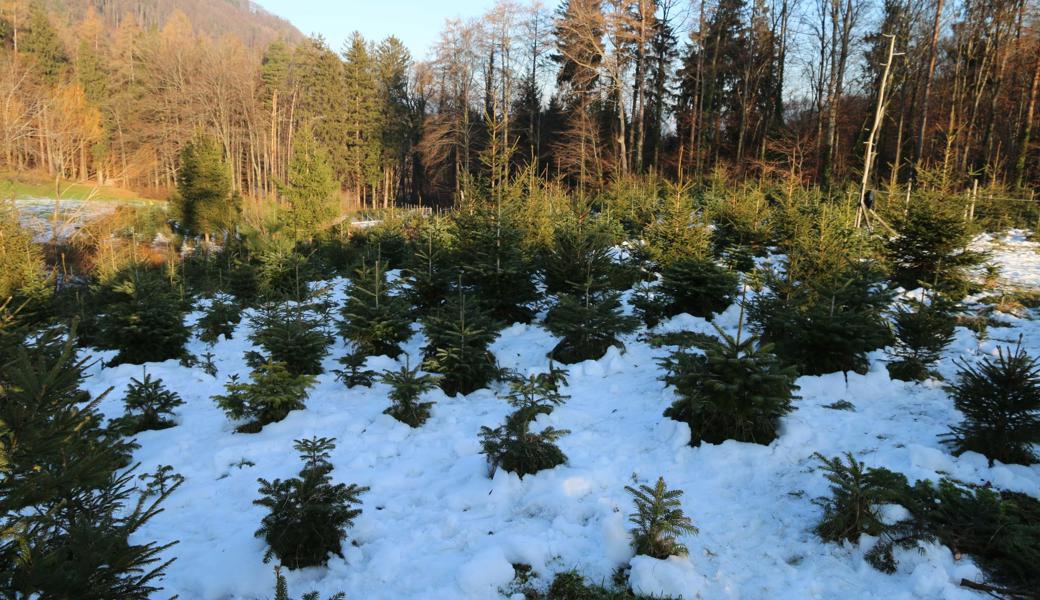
78, 232, 1040, 599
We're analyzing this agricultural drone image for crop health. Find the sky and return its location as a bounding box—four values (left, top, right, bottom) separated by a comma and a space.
254, 0, 496, 60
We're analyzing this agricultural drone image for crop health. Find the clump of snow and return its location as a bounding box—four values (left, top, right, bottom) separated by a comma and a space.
73, 234, 1040, 599
628, 555, 709, 599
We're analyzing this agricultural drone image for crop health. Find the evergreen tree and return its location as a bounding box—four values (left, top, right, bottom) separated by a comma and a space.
661, 325, 799, 446
94, 267, 191, 367
404, 220, 455, 315
281, 127, 339, 241
422, 289, 502, 397
0, 327, 131, 515
542, 214, 623, 298
379, 361, 438, 427
248, 303, 332, 376
813, 452, 914, 570
625, 477, 699, 559
214, 361, 314, 432
886, 294, 957, 382
750, 263, 895, 376
342, 32, 382, 197
886, 195, 982, 297
454, 205, 540, 324
1, 328, 177, 599
544, 251, 640, 365
175, 134, 240, 240
24, 4, 68, 84
339, 259, 412, 359
479, 370, 570, 478
197, 295, 243, 344
294, 37, 350, 178
657, 257, 739, 319
943, 342, 1040, 465
335, 351, 376, 389
272, 566, 345, 600
3, 466, 181, 600
110, 372, 183, 435
254, 437, 368, 569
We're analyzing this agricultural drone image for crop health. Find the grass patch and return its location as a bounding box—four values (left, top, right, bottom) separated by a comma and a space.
0, 174, 161, 204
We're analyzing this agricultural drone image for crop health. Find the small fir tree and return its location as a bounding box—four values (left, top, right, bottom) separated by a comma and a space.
422, 289, 502, 397
3, 467, 182, 599
404, 220, 455, 315
335, 350, 377, 388
379, 361, 438, 427
885, 195, 982, 297
943, 341, 1040, 465
339, 259, 412, 359
625, 477, 699, 559
542, 215, 623, 298
886, 294, 957, 382
750, 263, 894, 376
544, 252, 640, 365
94, 267, 191, 367
197, 296, 243, 344
453, 205, 540, 324
1, 327, 177, 599
248, 303, 332, 376
254, 437, 368, 570
110, 372, 184, 435
656, 257, 739, 319
272, 566, 346, 600
661, 324, 799, 446
479, 367, 570, 477
812, 453, 919, 572
214, 361, 314, 432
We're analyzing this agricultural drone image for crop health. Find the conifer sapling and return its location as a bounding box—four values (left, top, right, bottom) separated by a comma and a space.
214, 361, 314, 432
625, 477, 698, 559
379, 360, 438, 427
943, 340, 1040, 465
254, 437, 368, 569
111, 371, 184, 435
339, 259, 412, 359
479, 367, 570, 477
662, 323, 798, 446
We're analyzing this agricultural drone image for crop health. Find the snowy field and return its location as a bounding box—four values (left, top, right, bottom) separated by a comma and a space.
81, 231, 1040, 600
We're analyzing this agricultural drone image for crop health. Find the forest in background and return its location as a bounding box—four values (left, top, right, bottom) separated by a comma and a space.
0, 0, 1038, 212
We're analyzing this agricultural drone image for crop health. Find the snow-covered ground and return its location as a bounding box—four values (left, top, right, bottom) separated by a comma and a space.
80, 232, 1040, 600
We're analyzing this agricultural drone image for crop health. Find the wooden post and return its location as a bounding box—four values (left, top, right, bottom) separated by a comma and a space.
966, 178, 978, 222
858, 34, 901, 229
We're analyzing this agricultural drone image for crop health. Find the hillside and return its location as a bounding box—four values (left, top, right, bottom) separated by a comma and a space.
52, 0, 303, 48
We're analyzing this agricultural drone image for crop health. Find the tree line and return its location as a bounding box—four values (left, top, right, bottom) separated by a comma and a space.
1, 0, 1038, 208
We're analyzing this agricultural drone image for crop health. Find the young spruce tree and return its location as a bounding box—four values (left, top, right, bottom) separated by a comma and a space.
248, 302, 332, 376
339, 259, 412, 359
214, 361, 315, 433
422, 287, 501, 397
943, 341, 1040, 465
110, 371, 184, 435
254, 437, 368, 569
479, 367, 570, 477
379, 361, 438, 427
625, 477, 699, 559
886, 294, 957, 382
661, 323, 799, 446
